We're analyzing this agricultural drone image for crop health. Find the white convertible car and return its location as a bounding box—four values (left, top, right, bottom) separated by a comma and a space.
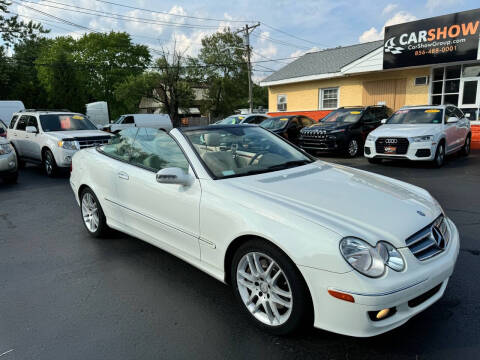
70, 125, 460, 336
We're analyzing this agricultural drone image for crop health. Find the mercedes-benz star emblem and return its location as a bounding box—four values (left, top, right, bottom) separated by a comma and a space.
430, 226, 446, 250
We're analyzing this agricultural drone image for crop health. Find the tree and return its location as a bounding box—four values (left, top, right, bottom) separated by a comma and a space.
115, 47, 194, 128
188, 29, 249, 119
0, 0, 48, 47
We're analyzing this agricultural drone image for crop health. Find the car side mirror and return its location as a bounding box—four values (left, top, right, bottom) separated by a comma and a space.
447, 117, 458, 124
156, 167, 193, 186
381, 118, 387, 124
26, 126, 38, 133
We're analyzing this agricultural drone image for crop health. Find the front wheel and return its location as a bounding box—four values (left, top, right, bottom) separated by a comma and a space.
231, 240, 313, 335
80, 188, 108, 237
43, 149, 58, 177
433, 143, 445, 168
346, 138, 360, 157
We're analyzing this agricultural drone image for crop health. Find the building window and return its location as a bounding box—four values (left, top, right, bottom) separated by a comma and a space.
431, 65, 461, 106
414, 76, 429, 86
319, 88, 338, 109
277, 94, 287, 111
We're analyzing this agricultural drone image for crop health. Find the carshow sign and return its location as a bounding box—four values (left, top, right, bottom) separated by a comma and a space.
383, 8, 480, 69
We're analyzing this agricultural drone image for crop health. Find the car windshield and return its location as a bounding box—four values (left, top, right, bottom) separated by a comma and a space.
321, 109, 363, 124
217, 115, 247, 125
387, 109, 443, 124
40, 114, 98, 132
184, 126, 313, 179
260, 117, 290, 131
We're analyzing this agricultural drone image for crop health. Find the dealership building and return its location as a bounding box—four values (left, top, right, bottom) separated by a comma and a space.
260, 8, 480, 148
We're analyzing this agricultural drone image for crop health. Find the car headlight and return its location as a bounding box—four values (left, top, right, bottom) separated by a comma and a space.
366, 134, 376, 142
0, 143, 13, 155
339, 237, 405, 278
57, 140, 79, 150
412, 135, 434, 142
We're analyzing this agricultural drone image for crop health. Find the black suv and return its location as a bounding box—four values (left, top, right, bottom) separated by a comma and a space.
298, 106, 392, 157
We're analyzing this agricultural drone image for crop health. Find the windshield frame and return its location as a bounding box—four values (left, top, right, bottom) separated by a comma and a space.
181, 125, 316, 180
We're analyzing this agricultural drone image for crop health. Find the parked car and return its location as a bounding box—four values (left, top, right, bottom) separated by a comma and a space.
103, 114, 173, 133
260, 115, 315, 144
0, 100, 24, 127
8, 110, 112, 176
215, 113, 270, 125
0, 137, 18, 183
364, 105, 471, 167
0, 119, 7, 138
298, 106, 392, 157
71, 124, 459, 336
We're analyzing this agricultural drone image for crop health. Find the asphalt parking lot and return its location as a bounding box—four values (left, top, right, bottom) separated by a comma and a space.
1, 151, 479, 360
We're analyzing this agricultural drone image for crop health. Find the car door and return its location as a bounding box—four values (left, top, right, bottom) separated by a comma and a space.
453, 107, 469, 145
360, 109, 377, 140
444, 107, 460, 152
10, 115, 28, 156
115, 127, 201, 259
23, 116, 42, 160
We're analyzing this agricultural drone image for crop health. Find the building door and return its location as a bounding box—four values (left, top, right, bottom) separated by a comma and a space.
362, 79, 406, 110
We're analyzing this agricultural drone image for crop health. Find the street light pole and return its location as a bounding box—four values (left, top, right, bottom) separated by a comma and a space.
236, 23, 260, 113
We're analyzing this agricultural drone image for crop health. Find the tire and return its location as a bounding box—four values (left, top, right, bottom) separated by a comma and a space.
231, 239, 313, 335
461, 135, 471, 157
346, 138, 360, 157
368, 158, 382, 164
433, 142, 445, 168
43, 149, 58, 177
2, 171, 18, 184
80, 188, 108, 238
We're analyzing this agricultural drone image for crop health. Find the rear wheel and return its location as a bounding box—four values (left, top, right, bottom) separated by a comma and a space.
346, 138, 360, 157
231, 239, 313, 335
43, 149, 58, 177
80, 188, 108, 237
433, 143, 445, 168
461, 135, 471, 156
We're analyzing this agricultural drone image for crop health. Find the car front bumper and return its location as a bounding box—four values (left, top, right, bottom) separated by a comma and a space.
298, 135, 347, 152
300, 217, 460, 337
364, 139, 437, 161
0, 151, 18, 175
53, 148, 78, 168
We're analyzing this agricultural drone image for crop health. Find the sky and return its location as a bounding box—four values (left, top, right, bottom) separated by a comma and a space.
7, 0, 480, 82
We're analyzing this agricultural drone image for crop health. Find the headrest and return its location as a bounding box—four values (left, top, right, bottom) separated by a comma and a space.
204, 132, 222, 147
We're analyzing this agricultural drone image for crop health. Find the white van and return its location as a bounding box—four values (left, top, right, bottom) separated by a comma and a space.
104, 114, 173, 133
0, 101, 25, 126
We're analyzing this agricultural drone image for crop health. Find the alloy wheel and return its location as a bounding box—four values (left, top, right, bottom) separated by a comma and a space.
45, 153, 53, 175
348, 139, 359, 157
436, 144, 445, 166
82, 192, 99, 233
465, 137, 471, 154
236, 252, 293, 326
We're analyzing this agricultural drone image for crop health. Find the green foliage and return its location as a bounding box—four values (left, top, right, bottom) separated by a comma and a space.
0, 0, 49, 47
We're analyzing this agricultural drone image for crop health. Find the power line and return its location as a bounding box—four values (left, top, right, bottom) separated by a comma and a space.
17, 0, 222, 29
251, 32, 311, 51
260, 22, 329, 48
93, 0, 255, 23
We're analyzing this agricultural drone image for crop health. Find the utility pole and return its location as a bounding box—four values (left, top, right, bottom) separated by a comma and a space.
236, 23, 260, 113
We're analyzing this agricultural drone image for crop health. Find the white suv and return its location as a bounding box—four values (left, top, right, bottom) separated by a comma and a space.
364, 105, 471, 167
8, 110, 112, 176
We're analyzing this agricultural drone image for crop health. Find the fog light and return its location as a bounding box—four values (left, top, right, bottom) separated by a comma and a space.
9, 161, 15, 168
64, 156, 72, 163
368, 307, 396, 321
328, 290, 355, 303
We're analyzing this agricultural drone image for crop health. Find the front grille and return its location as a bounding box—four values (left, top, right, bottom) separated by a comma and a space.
375, 137, 409, 155
75, 136, 111, 149
405, 215, 449, 261
408, 283, 442, 307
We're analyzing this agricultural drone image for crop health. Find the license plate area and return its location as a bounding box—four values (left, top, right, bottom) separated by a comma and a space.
384, 146, 397, 154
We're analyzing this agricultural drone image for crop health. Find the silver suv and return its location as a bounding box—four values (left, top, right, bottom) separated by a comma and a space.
364, 105, 471, 167
8, 110, 112, 176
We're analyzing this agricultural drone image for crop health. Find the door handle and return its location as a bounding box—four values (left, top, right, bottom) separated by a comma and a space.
118, 171, 129, 180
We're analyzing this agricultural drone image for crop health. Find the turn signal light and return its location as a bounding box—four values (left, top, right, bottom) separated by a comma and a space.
328, 290, 355, 303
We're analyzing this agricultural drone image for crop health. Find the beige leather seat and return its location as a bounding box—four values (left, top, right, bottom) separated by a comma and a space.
201, 132, 238, 176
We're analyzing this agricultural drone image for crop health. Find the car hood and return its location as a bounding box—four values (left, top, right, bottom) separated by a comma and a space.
227, 162, 441, 248
371, 124, 442, 138
303, 123, 350, 132
46, 130, 111, 139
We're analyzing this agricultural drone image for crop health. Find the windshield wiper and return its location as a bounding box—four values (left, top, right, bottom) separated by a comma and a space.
266, 160, 312, 171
